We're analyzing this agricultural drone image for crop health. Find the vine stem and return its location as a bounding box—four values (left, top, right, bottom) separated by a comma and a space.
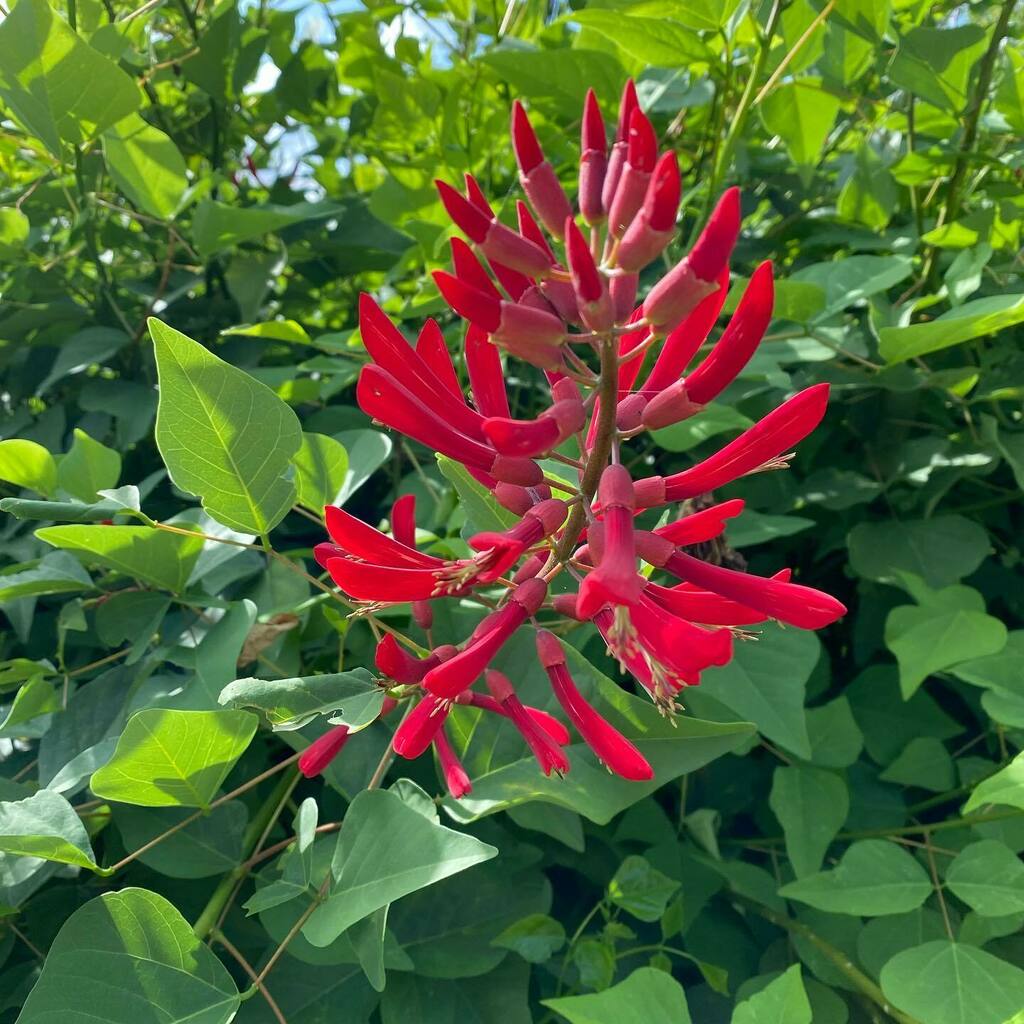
212, 930, 287, 1024
729, 891, 924, 1024
699, 0, 784, 230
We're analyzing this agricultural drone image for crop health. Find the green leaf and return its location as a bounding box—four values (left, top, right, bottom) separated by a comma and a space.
0, 0, 140, 157
945, 840, 1024, 917
336, 429, 393, 504
16, 888, 239, 1024
838, 144, 898, 230
607, 855, 680, 922
885, 596, 1007, 699
726, 510, 815, 548
543, 967, 693, 1024
492, 913, 565, 964
880, 941, 1024, 1024
571, 11, 711, 68
102, 113, 188, 219
0, 676, 60, 737
769, 765, 848, 877
951, 630, 1024, 694
0, 206, 29, 256
90, 708, 258, 807
507, 802, 585, 852
687, 624, 818, 759
806, 697, 863, 769
732, 964, 812, 1024
889, 25, 987, 113
36, 524, 203, 593
848, 516, 990, 589
879, 738, 955, 792
437, 454, 518, 537
880, 295, 1024, 364
791, 255, 913, 319
219, 669, 383, 731
303, 787, 497, 946
964, 752, 1024, 813
56, 428, 121, 502
150, 317, 302, 534
0, 439, 57, 496
760, 79, 840, 185
780, 839, 932, 915
293, 432, 349, 511
0, 790, 99, 871
113, 801, 248, 879
37, 326, 131, 395
192, 199, 347, 258
0, 551, 92, 602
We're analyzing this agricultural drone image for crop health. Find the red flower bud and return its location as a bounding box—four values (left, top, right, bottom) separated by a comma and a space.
460, 690, 571, 746
434, 726, 472, 798
565, 216, 614, 331
609, 272, 639, 324
298, 724, 350, 777
653, 498, 745, 546
465, 324, 510, 418
688, 186, 741, 281
415, 318, 461, 396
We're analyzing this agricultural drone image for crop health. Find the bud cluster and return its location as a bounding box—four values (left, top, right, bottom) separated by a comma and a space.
299, 83, 846, 791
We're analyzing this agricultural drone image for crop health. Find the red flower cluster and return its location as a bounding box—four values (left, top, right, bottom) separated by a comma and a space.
300, 83, 846, 791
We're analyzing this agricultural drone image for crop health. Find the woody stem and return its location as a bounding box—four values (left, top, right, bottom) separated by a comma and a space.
554, 334, 618, 561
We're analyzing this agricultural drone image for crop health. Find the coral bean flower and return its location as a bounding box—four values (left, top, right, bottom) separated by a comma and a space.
304, 82, 846, 794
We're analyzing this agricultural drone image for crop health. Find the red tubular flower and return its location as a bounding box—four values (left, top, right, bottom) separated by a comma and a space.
661, 383, 830, 501
536, 631, 652, 781
653, 499, 745, 546
645, 571, 792, 626
642, 188, 740, 334
451, 237, 502, 300
375, 632, 449, 683
617, 152, 680, 272
299, 724, 351, 777
486, 670, 570, 776
434, 271, 566, 369
324, 505, 441, 570
459, 691, 571, 746
484, 378, 584, 457
579, 88, 607, 225
416, 318, 461, 397
436, 178, 553, 277
602, 80, 639, 219
468, 498, 567, 582
684, 260, 774, 406
326, 557, 466, 602
641, 267, 730, 396
358, 364, 541, 485
608, 107, 658, 238
512, 101, 573, 238
657, 549, 846, 629
565, 216, 614, 331
465, 324, 510, 418
424, 578, 548, 698
360, 294, 485, 440
628, 595, 734, 684
576, 465, 646, 618
434, 726, 472, 798
393, 694, 450, 758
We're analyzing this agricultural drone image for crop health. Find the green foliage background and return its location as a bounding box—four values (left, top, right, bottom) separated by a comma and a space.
0, 0, 1023, 1022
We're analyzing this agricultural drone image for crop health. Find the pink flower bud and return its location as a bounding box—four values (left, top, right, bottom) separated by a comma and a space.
602, 80, 639, 215
512, 101, 573, 239
640, 379, 704, 431
610, 272, 639, 324
579, 88, 608, 225
617, 152, 680, 272
607, 108, 657, 237
565, 217, 614, 331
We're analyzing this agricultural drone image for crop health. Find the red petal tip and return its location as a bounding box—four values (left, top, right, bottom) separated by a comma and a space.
436, 179, 491, 243
511, 100, 545, 174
